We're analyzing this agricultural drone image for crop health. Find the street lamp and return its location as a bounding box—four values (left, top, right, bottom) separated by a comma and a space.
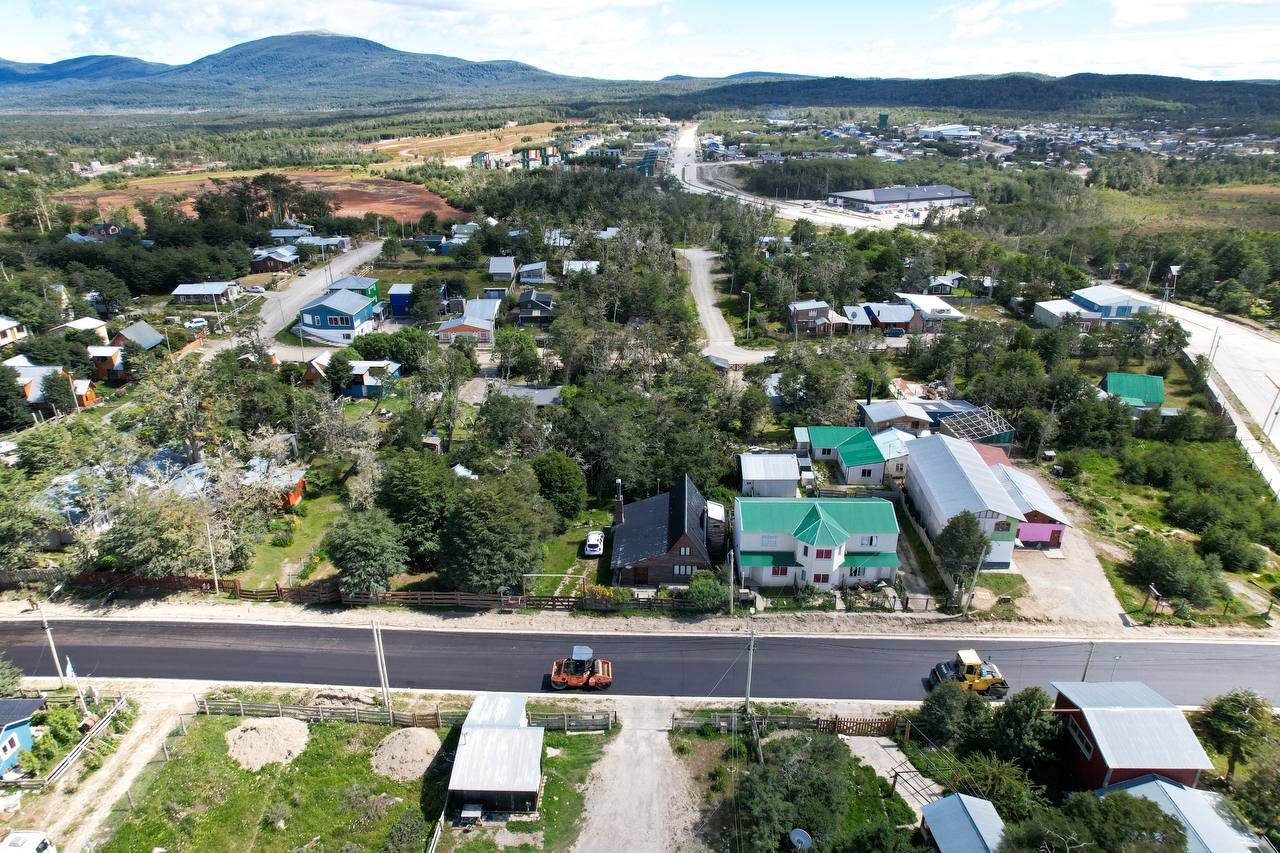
1164, 264, 1182, 311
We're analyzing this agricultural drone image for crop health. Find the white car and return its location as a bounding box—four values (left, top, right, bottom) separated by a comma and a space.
245, 285, 266, 294
583, 530, 605, 557
0, 831, 57, 853
183, 318, 208, 330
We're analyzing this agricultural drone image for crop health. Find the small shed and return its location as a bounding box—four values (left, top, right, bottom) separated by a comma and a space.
448, 693, 544, 813
0, 698, 46, 774
921, 793, 1005, 853
387, 283, 414, 318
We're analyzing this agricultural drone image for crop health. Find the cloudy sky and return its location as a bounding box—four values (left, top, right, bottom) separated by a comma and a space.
4, 0, 1278, 81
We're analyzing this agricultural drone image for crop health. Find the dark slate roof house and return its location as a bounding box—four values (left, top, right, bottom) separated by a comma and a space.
609, 475, 723, 586
112, 320, 164, 351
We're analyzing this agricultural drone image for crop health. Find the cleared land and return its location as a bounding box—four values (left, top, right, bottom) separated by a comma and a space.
54, 169, 465, 225
1094, 183, 1280, 233
368, 121, 564, 164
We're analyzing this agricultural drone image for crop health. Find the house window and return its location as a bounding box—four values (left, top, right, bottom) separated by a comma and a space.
802, 545, 809, 556
994, 520, 1011, 532
1067, 716, 1093, 759
861, 469, 872, 478
821, 449, 832, 457
326, 315, 353, 327
0, 734, 16, 757
849, 566, 866, 578
815, 548, 833, 560
859, 536, 877, 547
812, 573, 830, 584
673, 564, 694, 577
770, 566, 788, 577
679, 546, 690, 556
760, 535, 778, 547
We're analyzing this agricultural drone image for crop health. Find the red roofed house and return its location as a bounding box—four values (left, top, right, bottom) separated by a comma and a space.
1052, 681, 1213, 790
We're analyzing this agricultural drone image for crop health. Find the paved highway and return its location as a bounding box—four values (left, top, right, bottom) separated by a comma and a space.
3, 620, 1278, 705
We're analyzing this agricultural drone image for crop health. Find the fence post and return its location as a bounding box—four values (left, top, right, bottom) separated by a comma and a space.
319, 707, 326, 722
237, 700, 244, 718
179, 714, 187, 735
903, 720, 911, 746
162, 740, 169, 761
277, 702, 283, 718
435, 702, 441, 728
563, 711, 569, 731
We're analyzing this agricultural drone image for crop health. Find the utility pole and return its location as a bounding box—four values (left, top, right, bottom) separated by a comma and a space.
1081, 641, 1096, 681
36, 604, 65, 687
961, 540, 990, 617
204, 521, 221, 594
744, 617, 757, 716
372, 622, 392, 711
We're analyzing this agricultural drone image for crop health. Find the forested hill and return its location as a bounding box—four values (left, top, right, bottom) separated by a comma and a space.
3, 31, 1278, 121
635, 73, 1280, 121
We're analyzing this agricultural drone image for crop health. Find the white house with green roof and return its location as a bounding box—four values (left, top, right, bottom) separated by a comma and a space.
793, 426, 886, 485
1100, 372, 1165, 412
733, 497, 900, 590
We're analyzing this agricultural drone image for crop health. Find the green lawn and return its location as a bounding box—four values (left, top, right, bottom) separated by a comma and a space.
534, 508, 612, 595
244, 494, 343, 589
975, 572, 1028, 597
103, 717, 439, 853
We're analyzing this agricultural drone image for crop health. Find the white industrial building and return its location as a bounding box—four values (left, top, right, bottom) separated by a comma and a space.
826, 185, 975, 214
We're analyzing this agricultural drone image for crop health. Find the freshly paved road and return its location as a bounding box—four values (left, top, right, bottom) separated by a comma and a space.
680, 246, 775, 365
3, 620, 1279, 705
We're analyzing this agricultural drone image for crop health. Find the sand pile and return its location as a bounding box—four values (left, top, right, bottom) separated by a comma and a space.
371, 727, 441, 781
225, 717, 310, 771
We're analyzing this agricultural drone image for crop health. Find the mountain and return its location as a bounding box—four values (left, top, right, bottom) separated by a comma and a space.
0, 55, 174, 84
0, 32, 579, 111
2, 32, 1278, 122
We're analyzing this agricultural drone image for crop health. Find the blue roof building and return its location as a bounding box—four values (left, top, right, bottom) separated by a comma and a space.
298, 290, 380, 344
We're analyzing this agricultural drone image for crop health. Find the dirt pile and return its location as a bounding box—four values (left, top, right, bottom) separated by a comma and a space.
371, 727, 441, 781
225, 717, 310, 771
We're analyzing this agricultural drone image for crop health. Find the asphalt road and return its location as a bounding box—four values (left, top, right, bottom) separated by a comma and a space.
3, 620, 1278, 705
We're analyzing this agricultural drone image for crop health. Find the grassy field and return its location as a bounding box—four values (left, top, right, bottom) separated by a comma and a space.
373, 257, 492, 299
534, 508, 612, 595
367, 121, 565, 164
244, 493, 344, 589
1094, 184, 1280, 233
103, 717, 439, 853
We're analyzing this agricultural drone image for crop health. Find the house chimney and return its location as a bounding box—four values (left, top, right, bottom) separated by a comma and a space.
866, 379, 874, 406
613, 479, 625, 527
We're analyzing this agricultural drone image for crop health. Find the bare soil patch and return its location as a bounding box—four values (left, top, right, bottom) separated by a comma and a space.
54, 169, 464, 225
371, 727, 441, 782
224, 717, 310, 771
368, 121, 565, 162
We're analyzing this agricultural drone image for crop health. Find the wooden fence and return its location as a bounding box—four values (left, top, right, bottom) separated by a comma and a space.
196, 699, 615, 732
0, 696, 128, 790
671, 712, 897, 737
64, 573, 704, 613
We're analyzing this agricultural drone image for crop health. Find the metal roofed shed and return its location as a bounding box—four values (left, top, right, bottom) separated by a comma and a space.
1097, 774, 1276, 853
1101, 372, 1165, 408
936, 405, 1016, 445
448, 692, 544, 813
992, 464, 1070, 526
1051, 681, 1213, 777
921, 793, 1005, 853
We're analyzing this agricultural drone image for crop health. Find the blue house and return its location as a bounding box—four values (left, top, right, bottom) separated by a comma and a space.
1, 698, 46, 774
387, 283, 414, 318
1070, 285, 1159, 321
347, 360, 401, 398
297, 290, 380, 344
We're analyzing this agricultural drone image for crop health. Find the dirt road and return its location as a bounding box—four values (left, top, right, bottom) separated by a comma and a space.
679, 247, 775, 366
573, 698, 704, 853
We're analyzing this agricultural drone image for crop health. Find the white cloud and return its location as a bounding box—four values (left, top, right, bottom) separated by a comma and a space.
1110, 0, 1269, 28
663, 22, 691, 36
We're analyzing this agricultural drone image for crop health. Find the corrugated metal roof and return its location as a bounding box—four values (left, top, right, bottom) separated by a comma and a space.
173, 282, 236, 295
1074, 284, 1156, 308
739, 453, 800, 482
831, 185, 973, 204
388, 283, 414, 295
862, 400, 931, 425
1098, 775, 1267, 853
993, 465, 1070, 526
842, 305, 872, 325
866, 302, 916, 324
464, 693, 529, 730
116, 320, 163, 350
788, 299, 828, 311
803, 426, 886, 467
1102, 372, 1165, 405
907, 435, 1025, 521
1052, 682, 1213, 771
922, 793, 1005, 853
896, 293, 965, 318
448, 727, 544, 795
872, 427, 916, 460
488, 256, 516, 274
328, 275, 378, 291
302, 289, 375, 316
735, 497, 898, 537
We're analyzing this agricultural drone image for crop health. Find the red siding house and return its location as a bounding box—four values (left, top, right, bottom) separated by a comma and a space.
1052, 682, 1213, 790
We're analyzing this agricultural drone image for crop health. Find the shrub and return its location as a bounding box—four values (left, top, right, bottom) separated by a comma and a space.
1128, 534, 1224, 607
380, 809, 427, 853
682, 569, 728, 613
914, 681, 992, 748
954, 752, 1046, 822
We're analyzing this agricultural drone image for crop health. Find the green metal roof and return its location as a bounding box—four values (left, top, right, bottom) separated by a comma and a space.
841, 551, 900, 569
736, 498, 899, 540
1103, 372, 1165, 405
739, 551, 795, 567
794, 505, 847, 547
803, 426, 885, 468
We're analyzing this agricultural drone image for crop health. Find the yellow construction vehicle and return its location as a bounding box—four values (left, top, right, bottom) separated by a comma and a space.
928, 649, 1009, 698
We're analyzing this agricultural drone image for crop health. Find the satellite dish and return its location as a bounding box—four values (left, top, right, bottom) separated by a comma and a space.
789, 828, 813, 851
